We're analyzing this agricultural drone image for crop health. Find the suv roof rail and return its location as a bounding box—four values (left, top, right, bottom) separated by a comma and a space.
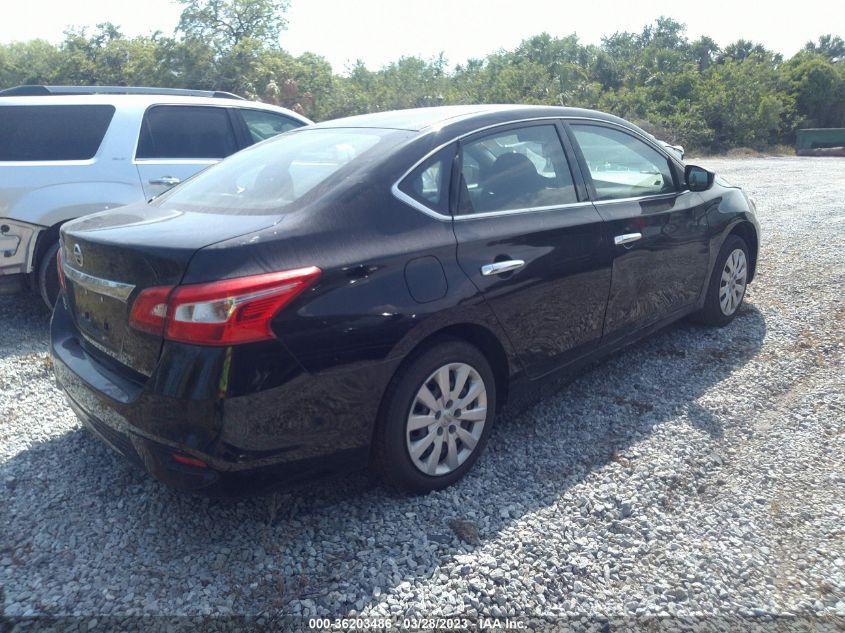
0, 85, 245, 100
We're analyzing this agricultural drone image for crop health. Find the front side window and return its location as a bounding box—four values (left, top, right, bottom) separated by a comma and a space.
136, 106, 237, 160
240, 109, 302, 143
0, 105, 115, 161
571, 124, 676, 201
458, 124, 577, 215
155, 128, 402, 215
398, 145, 454, 214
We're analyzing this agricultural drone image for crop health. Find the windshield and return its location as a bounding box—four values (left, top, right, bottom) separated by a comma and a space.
155, 128, 404, 215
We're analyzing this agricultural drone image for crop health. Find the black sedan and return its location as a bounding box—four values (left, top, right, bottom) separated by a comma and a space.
51, 105, 760, 495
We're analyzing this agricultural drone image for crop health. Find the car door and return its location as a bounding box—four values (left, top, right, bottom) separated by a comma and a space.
135, 105, 240, 199
453, 122, 612, 379
565, 122, 710, 345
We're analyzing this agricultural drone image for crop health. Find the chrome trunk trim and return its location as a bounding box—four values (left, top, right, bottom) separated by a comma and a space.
62, 264, 136, 302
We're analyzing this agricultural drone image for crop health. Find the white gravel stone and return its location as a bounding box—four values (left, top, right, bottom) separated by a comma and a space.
0, 157, 843, 625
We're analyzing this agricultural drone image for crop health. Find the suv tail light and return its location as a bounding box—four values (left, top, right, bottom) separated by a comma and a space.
129, 267, 320, 345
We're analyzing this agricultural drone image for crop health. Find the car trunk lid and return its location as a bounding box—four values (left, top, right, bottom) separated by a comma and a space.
60, 204, 281, 377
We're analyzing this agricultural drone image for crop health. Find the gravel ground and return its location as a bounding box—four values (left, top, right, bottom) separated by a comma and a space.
1, 157, 843, 628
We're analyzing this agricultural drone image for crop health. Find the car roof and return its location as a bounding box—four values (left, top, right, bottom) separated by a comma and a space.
0, 93, 313, 124
311, 104, 636, 133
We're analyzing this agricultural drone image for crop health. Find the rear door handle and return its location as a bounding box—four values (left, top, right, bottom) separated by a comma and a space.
149, 176, 181, 186
481, 260, 525, 276
614, 232, 642, 246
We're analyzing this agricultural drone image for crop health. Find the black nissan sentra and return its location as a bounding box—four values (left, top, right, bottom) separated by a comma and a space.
51, 105, 760, 496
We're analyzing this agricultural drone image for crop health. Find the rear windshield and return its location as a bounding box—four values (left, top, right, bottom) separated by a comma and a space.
156, 127, 406, 215
0, 105, 115, 161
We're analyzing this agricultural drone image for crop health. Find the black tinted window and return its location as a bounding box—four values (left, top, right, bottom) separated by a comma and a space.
240, 109, 302, 143
398, 145, 454, 214
0, 105, 115, 161
458, 124, 578, 214
136, 106, 237, 159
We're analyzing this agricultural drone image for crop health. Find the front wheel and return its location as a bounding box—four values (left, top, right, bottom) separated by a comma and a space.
694, 234, 749, 326
373, 339, 496, 494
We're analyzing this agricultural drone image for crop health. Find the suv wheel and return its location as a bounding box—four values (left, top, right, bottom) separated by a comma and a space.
37, 241, 61, 310
374, 339, 496, 493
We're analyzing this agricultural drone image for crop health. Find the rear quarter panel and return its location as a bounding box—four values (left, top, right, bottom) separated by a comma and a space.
1, 179, 144, 226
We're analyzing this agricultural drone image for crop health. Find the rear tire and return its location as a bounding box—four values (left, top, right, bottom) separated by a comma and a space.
693, 234, 749, 327
373, 338, 497, 494
37, 241, 60, 310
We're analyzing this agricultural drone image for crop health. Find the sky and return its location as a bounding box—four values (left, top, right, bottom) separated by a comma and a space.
1, 0, 843, 72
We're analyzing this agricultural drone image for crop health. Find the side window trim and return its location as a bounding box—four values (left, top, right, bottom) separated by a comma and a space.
562, 119, 680, 202
393, 115, 652, 221
395, 143, 456, 217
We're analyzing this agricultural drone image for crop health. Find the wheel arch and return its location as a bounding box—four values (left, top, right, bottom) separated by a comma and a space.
379, 321, 512, 421
726, 221, 759, 283
369, 321, 512, 471
32, 221, 64, 273
423, 323, 511, 410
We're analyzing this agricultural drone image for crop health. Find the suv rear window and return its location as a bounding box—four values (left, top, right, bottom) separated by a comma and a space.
136, 105, 238, 160
0, 105, 115, 161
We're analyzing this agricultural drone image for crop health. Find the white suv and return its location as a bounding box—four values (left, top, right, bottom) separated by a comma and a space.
0, 85, 311, 307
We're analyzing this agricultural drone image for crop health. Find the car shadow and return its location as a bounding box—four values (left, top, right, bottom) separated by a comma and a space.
1, 303, 766, 617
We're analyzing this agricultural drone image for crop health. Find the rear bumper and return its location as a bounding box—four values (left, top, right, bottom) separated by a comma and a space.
63, 386, 366, 496
0, 218, 43, 275
50, 298, 397, 496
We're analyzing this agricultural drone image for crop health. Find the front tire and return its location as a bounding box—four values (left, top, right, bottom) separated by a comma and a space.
374, 339, 497, 494
37, 241, 61, 310
694, 234, 749, 326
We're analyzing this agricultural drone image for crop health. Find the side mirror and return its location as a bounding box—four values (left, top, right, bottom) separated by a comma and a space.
685, 165, 714, 192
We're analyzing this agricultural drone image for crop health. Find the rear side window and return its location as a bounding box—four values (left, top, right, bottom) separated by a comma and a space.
240, 109, 302, 143
0, 105, 115, 161
136, 106, 237, 159
398, 145, 454, 214
570, 124, 676, 200
458, 124, 578, 215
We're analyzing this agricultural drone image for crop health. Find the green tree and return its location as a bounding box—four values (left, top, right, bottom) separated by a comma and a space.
689, 36, 720, 71
803, 34, 845, 63
0, 12, 841, 153
784, 52, 845, 128
176, 0, 289, 53
0, 40, 62, 86
699, 58, 791, 149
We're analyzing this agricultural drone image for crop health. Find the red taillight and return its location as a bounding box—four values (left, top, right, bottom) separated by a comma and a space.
56, 248, 66, 293
128, 286, 172, 336
171, 453, 207, 468
128, 267, 320, 346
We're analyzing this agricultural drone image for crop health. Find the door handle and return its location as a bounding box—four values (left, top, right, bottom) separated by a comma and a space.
149, 176, 181, 186
614, 232, 642, 246
481, 260, 525, 276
